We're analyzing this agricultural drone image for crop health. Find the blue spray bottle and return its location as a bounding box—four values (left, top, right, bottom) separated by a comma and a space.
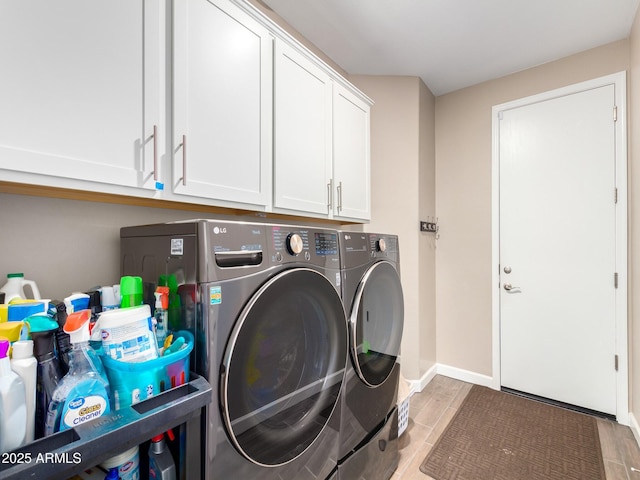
45, 310, 111, 435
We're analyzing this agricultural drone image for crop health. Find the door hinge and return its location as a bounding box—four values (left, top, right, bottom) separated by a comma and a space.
615, 354, 619, 371
613, 106, 618, 122
615, 187, 618, 204
614, 272, 619, 288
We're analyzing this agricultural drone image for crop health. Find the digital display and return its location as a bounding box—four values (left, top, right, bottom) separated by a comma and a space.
315, 232, 338, 256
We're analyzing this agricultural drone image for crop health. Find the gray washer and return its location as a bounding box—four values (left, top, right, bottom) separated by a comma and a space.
121, 220, 347, 479
337, 231, 404, 480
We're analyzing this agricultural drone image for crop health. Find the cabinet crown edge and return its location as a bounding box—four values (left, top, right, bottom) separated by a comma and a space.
230, 0, 374, 106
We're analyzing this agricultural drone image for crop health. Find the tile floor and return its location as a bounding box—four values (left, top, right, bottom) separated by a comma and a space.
391, 375, 640, 480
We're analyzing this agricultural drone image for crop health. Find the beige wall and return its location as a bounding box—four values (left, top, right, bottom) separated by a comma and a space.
348, 75, 437, 380
419, 80, 438, 374
435, 40, 630, 376
630, 11, 640, 426
0, 194, 287, 299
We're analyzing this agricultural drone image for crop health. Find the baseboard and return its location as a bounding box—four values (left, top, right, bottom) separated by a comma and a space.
407, 363, 496, 394
407, 364, 438, 393
435, 363, 496, 389
629, 412, 640, 448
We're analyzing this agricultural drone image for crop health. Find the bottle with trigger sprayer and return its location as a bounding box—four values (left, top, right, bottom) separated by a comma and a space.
45, 310, 111, 435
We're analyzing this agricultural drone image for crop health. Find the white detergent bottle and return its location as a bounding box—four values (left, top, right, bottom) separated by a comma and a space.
45, 310, 111, 435
0, 272, 41, 303
10, 340, 37, 443
0, 339, 27, 453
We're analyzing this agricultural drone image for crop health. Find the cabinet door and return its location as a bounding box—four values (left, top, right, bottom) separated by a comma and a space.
332, 84, 371, 221
0, 0, 161, 191
172, 0, 272, 207
273, 39, 332, 215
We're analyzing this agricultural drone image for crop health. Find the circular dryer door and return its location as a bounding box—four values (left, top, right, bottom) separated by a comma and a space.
220, 268, 347, 467
350, 260, 404, 387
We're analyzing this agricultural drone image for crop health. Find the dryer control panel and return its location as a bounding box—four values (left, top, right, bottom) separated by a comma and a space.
268, 225, 340, 269
369, 234, 398, 262
339, 232, 400, 267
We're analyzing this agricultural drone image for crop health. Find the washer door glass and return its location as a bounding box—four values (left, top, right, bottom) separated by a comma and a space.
351, 261, 404, 387
221, 268, 347, 467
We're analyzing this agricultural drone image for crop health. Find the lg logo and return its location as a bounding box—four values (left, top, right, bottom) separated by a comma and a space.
213, 226, 228, 234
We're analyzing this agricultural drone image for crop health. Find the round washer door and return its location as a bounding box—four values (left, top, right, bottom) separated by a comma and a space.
220, 268, 347, 467
350, 260, 404, 387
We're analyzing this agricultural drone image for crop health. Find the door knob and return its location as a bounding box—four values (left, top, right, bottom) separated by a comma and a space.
503, 283, 521, 292
504, 266, 512, 274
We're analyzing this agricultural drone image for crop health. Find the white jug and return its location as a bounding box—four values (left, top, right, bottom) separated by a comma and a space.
0, 273, 41, 304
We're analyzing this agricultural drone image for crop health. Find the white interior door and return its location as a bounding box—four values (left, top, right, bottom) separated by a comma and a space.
498, 80, 622, 416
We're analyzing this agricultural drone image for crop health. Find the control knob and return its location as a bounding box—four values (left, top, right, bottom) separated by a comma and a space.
376, 238, 387, 252
286, 233, 304, 255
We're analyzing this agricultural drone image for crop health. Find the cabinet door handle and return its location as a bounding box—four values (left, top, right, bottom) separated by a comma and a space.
181, 134, 187, 186
327, 179, 333, 211
153, 125, 158, 181
337, 181, 343, 212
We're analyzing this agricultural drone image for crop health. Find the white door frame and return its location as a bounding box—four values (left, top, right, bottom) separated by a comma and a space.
491, 71, 628, 425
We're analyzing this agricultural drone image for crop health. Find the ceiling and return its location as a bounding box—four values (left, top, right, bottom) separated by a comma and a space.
260, 0, 640, 96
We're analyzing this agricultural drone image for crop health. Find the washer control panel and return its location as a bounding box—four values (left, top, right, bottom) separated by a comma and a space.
270, 225, 339, 267
286, 233, 304, 255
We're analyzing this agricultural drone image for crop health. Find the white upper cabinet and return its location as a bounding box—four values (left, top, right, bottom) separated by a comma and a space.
172, 0, 273, 208
332, 84, 371, 221
1, 0, 370, 221
273, 38, 332, 215
0, 0, 162, 192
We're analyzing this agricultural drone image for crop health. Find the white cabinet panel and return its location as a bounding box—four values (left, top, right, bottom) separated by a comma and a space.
273, 39, 332, 215
0, 0, 161, 191
332, 84, 371, 221
172, 0, 272, 207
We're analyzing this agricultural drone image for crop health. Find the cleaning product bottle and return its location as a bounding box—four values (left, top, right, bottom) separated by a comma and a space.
105, 467, 120, 479
120, 276, 143, 308
45, 310, 111, 435
49, 300, 71, 373
159, 274, 180, 330
0, 273, 41, 304
10, 339, 37, 443
148, 433, 176, 480
26, 314, 64, 439
154, 286, 170, 349
101, 445, 140, 480
64, 292, 90, 315
86, 290, 103, 351
0, 339, 27, 453
100, 286, 120, 311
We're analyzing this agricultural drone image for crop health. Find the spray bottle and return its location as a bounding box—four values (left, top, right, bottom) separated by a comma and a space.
25, 314, 65, 439
49, 300, 70, 374
154, 286, 170, 349
45, 310, 111, 435
0, 339, 27, 453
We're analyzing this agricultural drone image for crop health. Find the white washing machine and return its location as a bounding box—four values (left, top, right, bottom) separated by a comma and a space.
337, 231, 404, 480
121, 220, 348, 479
